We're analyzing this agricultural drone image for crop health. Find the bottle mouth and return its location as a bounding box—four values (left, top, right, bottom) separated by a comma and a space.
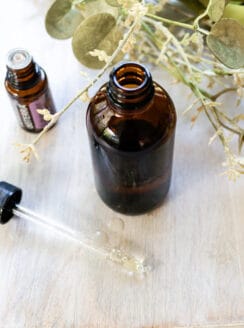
107, 62, 154, 110
6, 48, 32, 70
113, 62, 149, 91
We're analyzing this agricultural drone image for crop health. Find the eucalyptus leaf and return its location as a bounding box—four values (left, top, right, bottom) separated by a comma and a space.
207, 18, 244, 69
72, 13, 121, 69
198, 0, 229, 21
208, 0, 228, 22
45, 0, 83, 39
76, 0, 118, 18
105, 0, 120, 7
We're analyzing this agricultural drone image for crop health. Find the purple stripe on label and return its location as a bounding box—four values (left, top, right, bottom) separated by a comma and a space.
11, 89, 56, 131
28, 91, 55, 130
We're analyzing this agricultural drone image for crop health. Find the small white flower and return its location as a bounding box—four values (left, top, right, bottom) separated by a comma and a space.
89, 49, 111, 64
80, 91, 90, 103
37, 109, 53, 121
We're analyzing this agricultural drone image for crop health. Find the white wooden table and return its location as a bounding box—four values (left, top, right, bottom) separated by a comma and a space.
0, 1, 243, 327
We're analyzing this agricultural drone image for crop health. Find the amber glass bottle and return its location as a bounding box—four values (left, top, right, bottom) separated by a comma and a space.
86, 62, 176, 215
5, 48, 56, 132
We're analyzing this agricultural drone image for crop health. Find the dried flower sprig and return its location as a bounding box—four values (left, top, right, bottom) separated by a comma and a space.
138, 3, 244, 177
17, 2, 143, 162
15, 143, 40, 163
18, 0, 244, 178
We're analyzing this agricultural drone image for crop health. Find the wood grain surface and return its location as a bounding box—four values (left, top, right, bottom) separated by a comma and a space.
0, 1, 243, 327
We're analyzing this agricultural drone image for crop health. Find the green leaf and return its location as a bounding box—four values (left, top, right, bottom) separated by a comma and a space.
223, 3, 244, 26
198, 0, 229, 21
45, 0, 83, 39
208, 0, 228, 22
72, 13, 121, 69
207, 18, 244, 69
105, 0, 120, 7
76, 0, 118, 18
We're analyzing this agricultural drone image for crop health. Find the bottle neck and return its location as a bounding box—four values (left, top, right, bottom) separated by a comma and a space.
107, 62, 155, 111
6, 61, 41, 90
5, 49, 42, 90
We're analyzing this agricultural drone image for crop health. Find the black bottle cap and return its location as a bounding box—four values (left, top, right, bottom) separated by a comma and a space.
0, 181, 22, 224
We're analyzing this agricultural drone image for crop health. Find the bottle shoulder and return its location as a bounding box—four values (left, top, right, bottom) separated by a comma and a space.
86, 82, 176, 152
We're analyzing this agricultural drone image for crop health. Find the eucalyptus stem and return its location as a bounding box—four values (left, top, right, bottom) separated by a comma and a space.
145, 13, 209, 35
159, 52, 229, 149
193, 3, 209, 30
212, 108, 241, 135
212, 87, 241, 101
141, 14, 244, 167
144, 17, 193, 75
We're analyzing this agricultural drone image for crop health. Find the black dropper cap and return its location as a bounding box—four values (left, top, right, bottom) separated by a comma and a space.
0, 181, 22, 224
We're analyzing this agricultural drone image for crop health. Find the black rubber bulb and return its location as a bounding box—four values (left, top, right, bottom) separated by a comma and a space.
0, 181, 22, 224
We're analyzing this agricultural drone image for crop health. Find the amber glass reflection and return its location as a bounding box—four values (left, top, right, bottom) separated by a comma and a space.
86, 62, 176, 215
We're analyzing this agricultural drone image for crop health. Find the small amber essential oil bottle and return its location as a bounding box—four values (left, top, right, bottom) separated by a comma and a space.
5, 48, 56, 132
86, 62, 177, 215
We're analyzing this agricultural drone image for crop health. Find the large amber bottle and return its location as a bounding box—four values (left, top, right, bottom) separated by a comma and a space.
86, 62, 176, 215
5, 48, 56, 132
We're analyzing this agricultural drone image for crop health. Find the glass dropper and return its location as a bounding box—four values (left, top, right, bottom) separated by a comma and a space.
13, 204, 108, 258
0, 181, 151, 277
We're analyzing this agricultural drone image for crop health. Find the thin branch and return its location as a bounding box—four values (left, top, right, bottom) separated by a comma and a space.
212, 87, 243, 101
146, 13, 209, 35
21, 15, 141, 154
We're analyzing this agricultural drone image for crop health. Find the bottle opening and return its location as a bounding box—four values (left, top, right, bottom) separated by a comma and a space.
107, 62, 154, 110
114, 64, 147, 90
